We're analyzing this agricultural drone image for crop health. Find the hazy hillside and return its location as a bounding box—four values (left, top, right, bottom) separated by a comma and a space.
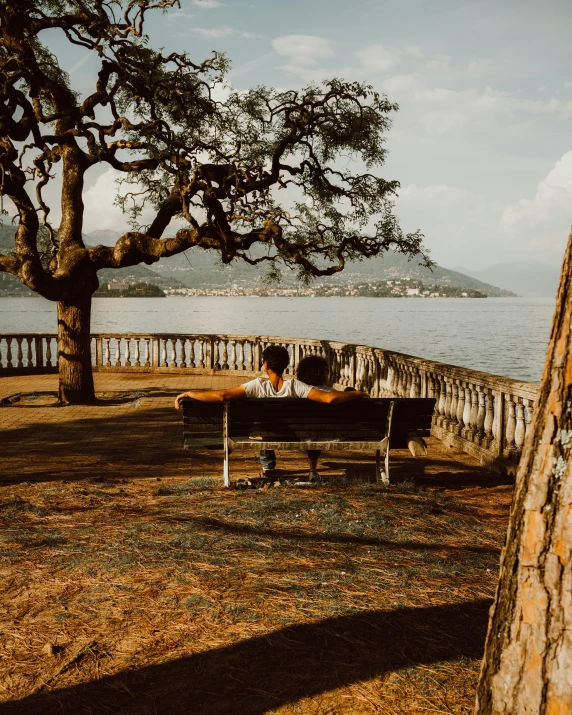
148, 242, 517, 297
0, 225, 185, 291
1, 224, 518, 297
456, 262, 560, 298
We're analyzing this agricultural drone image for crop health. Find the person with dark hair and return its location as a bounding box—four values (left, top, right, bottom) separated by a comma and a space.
175, 344, 366, 476
296, 355, 335, 481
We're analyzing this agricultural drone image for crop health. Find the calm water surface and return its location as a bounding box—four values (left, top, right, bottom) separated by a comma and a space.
0, 296, 555, 383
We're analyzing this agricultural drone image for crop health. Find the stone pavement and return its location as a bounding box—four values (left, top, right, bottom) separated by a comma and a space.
0, 373, 504, 488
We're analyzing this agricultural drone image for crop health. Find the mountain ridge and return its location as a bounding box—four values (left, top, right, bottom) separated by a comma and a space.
0, 224, 518, 297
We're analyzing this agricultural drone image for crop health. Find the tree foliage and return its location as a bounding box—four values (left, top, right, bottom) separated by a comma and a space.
0, 0, 427, 300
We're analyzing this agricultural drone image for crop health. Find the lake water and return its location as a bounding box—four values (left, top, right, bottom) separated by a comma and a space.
0, 296, 555, 383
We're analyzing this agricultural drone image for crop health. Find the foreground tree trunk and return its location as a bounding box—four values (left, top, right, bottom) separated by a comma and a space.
57, 294, 96, 405
476, 233, 572, 714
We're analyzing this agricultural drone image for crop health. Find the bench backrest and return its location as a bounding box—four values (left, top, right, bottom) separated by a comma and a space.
182, 397, 436, 449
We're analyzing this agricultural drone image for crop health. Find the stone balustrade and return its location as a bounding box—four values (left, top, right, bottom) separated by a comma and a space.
0, 332, 539, 473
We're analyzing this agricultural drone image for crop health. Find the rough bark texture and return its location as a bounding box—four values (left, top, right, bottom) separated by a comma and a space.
475, 233, 572, 714
57, 295, 95, 405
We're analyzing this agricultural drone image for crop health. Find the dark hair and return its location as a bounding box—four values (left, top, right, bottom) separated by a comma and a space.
296, 355, 329, 387
262, 345, 290, 375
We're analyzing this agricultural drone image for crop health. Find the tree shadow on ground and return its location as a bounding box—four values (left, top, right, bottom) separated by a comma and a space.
4, 599, 490, 715
323, 454, 514, 489
163, 513, 500, 555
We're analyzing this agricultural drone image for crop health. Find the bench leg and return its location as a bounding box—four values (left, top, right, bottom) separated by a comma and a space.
223, 437, 231, 488
223, 403, 230, 488
375, 449, 390, 485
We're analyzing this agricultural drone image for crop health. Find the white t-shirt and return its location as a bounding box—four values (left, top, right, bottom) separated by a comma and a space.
242, 377, 313, 399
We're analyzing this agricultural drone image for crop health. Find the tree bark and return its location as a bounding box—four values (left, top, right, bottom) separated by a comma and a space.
57, 293, 96, 405
475, 233, 572, 714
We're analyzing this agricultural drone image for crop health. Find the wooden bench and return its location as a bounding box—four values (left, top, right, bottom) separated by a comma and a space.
182, 397, 436, 487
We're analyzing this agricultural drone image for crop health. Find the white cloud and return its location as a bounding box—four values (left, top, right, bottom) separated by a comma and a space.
403, 44, 424, 59
272, 35, 335, 68
501, 151, 572, 231
425, 54, 451, 72
82, 169, 156, 234
480, 151, 572, 263
356, 43, 400, 74
382, 73, 418, 93
467, 56, 496, 73
191, 0, 224, 7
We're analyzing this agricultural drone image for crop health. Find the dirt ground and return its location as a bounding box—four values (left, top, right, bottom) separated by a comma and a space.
0, 373, 514, 714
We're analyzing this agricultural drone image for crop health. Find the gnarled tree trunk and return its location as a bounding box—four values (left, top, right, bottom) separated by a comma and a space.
475, 233, 572, 713
57, 292, 95, 405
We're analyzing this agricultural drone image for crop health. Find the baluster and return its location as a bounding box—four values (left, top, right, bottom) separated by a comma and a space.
427, 374, 435, 399
170, 338, 177, 368
233, 340, 241, 370
444, 381, 453, 429
103, 338, 110, 367
476, 388, 486, 443
198, 339, 205, 369
505, 396, 517, 453
125, 338, 132, 367
394, 366, 402, 396
400, 366, 408, 397
25, 337, 33, 367
356, 355, 364, 391
338, 353, 346, 386
462, 387, 473, 439
240, 340, 247, 370
247, 340, 254, 371
212, 338, 220, 369
6, 338, 13, 368
451, 382, 460, 434
402, 367, 410, 397
468, 387, 479, 441
483, 389, 494, 447
523, 398, 533, 441
144, 338, 151, 368
16, 337, 23, 368
228, 340, 236, 370
366, 355, 373, 393
334, 349, 343, 387
160, 338, 168, 368
180, 339, 187, 369
365, 355, 373, 394
45, 338, 52, 368
393, 365, 401, 395
132, 339, 140, 367
386, 365, 395, 395
188, 339, 195, 369
116, 338, 123, 366
434, 377, 442, 424
222, 339, 229, 370
514, 399, 526, 452
461, 386, 470, 437
410, 369, 420, 398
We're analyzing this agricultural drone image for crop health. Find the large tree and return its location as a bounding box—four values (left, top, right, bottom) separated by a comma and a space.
0, 0, 425, 404
476, 232, 572, 712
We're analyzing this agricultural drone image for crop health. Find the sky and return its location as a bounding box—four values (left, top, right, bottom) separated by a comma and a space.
44, 0, 572, 270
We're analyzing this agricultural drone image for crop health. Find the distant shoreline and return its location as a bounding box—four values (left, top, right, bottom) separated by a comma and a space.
0, 293, 493, 299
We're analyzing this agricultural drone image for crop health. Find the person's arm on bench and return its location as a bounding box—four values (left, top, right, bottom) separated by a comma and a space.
175, 386, 247, 409
307, 388, 368, 404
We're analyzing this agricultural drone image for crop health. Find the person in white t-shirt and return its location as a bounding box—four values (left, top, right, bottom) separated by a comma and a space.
174, 345, 366, 476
